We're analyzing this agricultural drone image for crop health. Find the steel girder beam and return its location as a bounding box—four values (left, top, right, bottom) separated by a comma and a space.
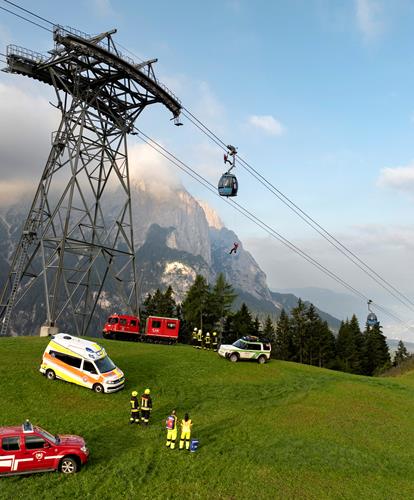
0, 27, 182, 336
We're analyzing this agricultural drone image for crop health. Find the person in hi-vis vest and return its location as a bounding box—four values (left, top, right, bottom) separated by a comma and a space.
179, 413, 193, 450
165, 409, 178, 449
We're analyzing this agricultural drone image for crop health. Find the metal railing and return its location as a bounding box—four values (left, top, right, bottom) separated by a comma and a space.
6, 45, 47, 64
53, 25, 181, 106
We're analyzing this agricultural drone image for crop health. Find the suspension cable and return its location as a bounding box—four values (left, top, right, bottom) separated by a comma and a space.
133, 126, 406, 325
181, 108, 414, 313
0, 4, 52, 32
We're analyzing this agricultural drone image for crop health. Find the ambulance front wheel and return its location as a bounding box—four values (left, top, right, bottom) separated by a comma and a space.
46, 369, 56, 380
229, 353, 238, 363
93, 383, 104, 394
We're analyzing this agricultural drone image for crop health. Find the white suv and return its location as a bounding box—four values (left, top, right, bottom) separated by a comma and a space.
218, 336, 271, 364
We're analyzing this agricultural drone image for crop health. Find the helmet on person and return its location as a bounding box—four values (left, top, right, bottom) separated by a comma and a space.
145, 388, 150, 395
193, 327, 197, 331
131, 391, 138, 397
212, 331, 217, 336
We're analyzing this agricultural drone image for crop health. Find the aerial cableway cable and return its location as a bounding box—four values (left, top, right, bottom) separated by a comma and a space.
180, 107, 414, 314
1, 0, 411, 324
0, 4, 52, 32
3, 0, 56, 26
133, 126, 405, 326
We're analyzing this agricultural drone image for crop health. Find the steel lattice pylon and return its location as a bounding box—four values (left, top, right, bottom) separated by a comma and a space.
0, 26, 181, 336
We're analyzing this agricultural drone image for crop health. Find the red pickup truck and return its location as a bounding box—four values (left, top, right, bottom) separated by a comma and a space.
0, 420, 89, 476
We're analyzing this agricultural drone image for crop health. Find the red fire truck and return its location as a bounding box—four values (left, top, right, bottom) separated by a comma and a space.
102, 314, 180, 344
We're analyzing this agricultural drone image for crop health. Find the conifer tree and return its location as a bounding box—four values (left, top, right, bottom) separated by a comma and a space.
348, 315, 364, 374
394, 340, 410, 366
361, 323, 391, 376
273, 309, 292, 360
209, 273, 237, 330
316, 320, 336, 368
158, 285, 177, 317
263, 315, 275, 339
304, 303, 319, 365
253, 315, 261, 336
290, 299, 308, 363
182, 275, 210, 331
231, 303, 255, 341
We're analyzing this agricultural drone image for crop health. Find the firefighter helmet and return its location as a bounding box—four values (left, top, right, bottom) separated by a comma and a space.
145, 388, 150, 394
131, 391, 138, 397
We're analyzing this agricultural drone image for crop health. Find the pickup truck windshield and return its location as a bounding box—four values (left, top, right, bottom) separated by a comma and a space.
35, 427, 58, 445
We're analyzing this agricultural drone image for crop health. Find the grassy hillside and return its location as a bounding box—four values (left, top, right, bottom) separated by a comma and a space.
1, 337, 414, 499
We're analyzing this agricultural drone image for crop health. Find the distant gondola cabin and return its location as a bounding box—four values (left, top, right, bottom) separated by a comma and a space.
366, 312, 379, 327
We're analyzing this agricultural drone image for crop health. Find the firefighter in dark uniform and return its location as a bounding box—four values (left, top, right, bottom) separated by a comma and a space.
140, 388, 152, 425
130, 390, 139, 424
197, 329, 203, 349
166, 409, 178, 449
204, 331, 211, 350
192, 327, 198, 348
212, 331, 218, 351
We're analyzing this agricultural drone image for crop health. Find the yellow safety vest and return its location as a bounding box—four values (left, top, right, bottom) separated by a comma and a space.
181, 419, 192, 433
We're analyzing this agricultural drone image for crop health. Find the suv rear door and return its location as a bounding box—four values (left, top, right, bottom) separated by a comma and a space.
243, 342, 260, 359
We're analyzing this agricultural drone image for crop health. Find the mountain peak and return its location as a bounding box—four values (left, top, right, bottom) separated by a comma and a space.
198, 200, 224, 229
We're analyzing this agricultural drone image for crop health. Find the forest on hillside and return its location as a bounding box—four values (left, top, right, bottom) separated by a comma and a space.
140, 274, 412, 377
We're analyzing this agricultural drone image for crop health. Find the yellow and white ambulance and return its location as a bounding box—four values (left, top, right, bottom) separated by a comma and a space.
40, 333, 124, 393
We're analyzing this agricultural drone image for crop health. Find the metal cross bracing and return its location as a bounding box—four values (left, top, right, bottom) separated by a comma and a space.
0, 26, 182, 336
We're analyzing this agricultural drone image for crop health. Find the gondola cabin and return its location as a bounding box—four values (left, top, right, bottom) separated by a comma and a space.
366, 312, 379, 327
218, 173, 238, 197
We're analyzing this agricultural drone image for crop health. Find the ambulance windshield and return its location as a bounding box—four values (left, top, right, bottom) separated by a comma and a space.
95, 355, 116, 373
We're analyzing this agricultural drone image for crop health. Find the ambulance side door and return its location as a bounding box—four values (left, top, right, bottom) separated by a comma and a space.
81, 360, 99, 388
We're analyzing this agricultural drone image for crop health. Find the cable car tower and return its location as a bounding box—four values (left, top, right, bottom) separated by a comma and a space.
0, 26, 182, 336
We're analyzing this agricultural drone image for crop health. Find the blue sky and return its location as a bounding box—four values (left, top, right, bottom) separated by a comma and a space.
1, 0, 414, 339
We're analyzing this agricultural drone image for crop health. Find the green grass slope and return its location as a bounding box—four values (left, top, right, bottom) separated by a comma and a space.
1, 337, 414, 500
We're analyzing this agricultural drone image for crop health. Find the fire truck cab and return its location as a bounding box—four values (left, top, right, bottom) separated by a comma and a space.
102, 314, 139, 339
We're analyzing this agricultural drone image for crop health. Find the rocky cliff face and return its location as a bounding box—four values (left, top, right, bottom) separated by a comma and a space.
0, 181, 341, 334
127, 179, 211, 266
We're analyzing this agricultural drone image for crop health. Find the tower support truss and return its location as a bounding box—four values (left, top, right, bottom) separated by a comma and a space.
0, 26, 181, 336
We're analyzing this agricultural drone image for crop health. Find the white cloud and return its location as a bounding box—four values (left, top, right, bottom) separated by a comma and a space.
248, 115, 285, 136
128, 141, 181, 198
377, 163, 414, 195
0, 83, 58, 203
355, 0, 385, 40
92, 0, 115, 18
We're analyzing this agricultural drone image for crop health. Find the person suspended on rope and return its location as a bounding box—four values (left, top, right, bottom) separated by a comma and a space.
224, 153, 232, 166
229, 242, 239, 255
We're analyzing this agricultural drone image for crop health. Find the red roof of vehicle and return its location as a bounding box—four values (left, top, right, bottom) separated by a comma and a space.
0, 426, 25, 435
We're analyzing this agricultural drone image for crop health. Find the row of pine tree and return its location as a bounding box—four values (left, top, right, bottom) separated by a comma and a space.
140, 274, 411, 376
